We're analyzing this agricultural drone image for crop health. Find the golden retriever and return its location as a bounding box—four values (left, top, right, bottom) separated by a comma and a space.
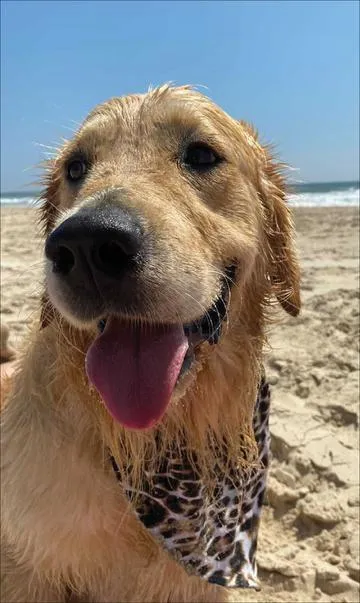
1, 84, 300, 602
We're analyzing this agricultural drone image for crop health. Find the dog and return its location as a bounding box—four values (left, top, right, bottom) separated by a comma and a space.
0, 322, 15, 365
1, 84, 300, 602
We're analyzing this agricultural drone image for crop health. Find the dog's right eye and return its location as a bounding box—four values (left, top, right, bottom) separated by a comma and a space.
66, 158, 88, 182
183, 143, 221, 171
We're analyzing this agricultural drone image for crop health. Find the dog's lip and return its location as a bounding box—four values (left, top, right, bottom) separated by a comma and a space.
97, 265, 235, 381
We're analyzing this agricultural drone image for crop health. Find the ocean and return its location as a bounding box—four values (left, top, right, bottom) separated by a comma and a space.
0, 181, 359, 208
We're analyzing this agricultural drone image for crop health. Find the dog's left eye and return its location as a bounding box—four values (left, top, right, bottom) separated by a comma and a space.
66, 158, 88, 182
183, 143, 221, 170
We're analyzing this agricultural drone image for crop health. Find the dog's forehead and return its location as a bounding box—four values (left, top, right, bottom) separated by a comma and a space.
78, 86, 234, 142
87, 86, 216, 118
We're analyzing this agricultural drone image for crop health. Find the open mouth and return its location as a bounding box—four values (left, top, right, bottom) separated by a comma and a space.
85, 266, 235, 430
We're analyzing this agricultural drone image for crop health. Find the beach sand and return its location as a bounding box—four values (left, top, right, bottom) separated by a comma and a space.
1, 205, 359, 602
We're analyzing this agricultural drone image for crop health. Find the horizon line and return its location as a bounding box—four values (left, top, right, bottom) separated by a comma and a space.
1, 178, 359, 196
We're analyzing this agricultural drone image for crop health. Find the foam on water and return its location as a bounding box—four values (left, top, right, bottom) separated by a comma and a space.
0, 196, 37, 206
288, 186, 359, 208
1, 183, 359, 207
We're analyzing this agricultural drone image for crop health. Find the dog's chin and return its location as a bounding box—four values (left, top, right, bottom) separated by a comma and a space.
49, 266, 235, 431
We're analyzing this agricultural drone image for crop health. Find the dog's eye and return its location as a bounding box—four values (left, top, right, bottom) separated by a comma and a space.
183, 143, 221, 170
66, 158, 87, 182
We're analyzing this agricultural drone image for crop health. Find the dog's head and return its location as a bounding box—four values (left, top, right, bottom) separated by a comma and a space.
40, 85, 300, 433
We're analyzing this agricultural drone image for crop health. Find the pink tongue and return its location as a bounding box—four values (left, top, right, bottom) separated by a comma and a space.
85, 317, 188, 430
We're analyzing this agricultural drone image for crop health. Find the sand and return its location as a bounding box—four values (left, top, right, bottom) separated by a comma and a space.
1, 205, 359, 602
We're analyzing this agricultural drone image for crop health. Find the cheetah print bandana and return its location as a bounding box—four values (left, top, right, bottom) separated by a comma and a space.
111, 378, 270, 589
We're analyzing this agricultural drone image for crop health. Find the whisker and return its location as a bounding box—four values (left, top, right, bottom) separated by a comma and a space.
56, 315, 87, 358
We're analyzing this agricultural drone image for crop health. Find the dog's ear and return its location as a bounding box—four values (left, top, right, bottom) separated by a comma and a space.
262, 154, 301, 317
39, 159, 61, 236
239, 121, 301, 316
38, 160, 61, 329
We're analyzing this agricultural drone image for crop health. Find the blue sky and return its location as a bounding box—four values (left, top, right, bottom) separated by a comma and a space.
1, 0, 358, 191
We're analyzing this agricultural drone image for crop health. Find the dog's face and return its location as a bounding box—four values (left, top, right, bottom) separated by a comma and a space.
41, 85, 300, 430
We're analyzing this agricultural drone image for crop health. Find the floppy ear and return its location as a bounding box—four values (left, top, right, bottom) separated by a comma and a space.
38, 160, 61, 329
239, 121, 300, 316
262, 155, 301, 317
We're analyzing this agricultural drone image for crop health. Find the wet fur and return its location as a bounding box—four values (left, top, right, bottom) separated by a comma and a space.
1, 85, 300, 602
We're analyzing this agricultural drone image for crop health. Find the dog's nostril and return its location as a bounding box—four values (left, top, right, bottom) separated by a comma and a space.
52, 246, 75, 275
99, 241, 124, 264
93, 240, 132, 275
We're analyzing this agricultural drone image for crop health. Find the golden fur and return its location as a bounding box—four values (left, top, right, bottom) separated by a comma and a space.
0, 323, 15, 364
1, 85, 300, 602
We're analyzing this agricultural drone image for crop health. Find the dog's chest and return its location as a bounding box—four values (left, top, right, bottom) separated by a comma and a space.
113, 379, 271, 589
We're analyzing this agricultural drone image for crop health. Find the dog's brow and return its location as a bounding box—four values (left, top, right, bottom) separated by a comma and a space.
69, 106, 229, 160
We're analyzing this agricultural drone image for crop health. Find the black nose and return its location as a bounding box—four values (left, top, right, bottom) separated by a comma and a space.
45, 205, 144, 281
